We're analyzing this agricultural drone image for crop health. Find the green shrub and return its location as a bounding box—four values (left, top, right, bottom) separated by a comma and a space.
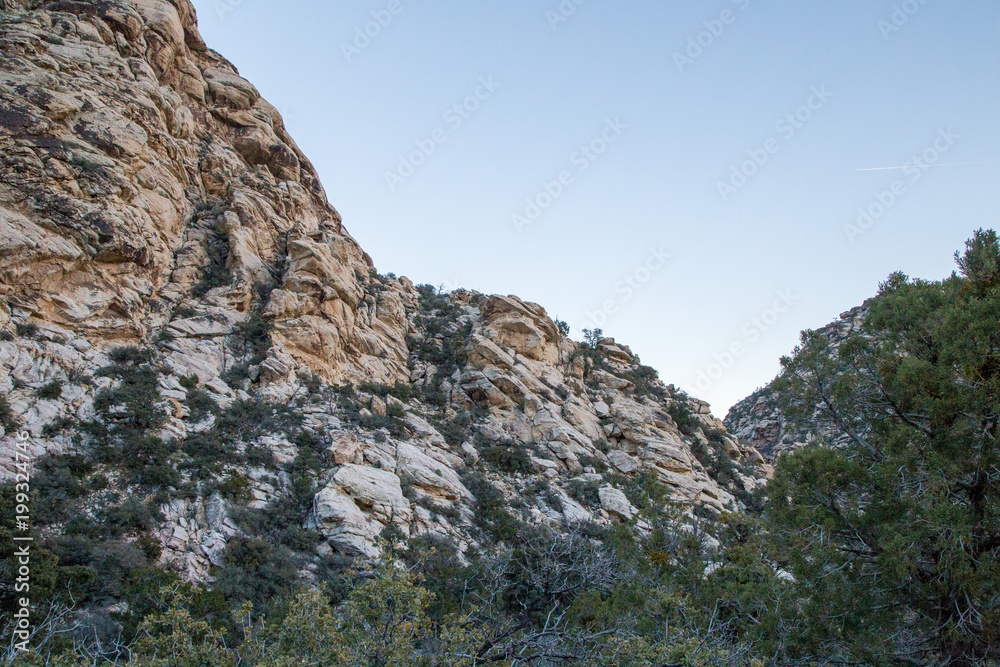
174, 305, 198, 319
15, 321, 39, 338
577, 454, 607, 473
360, 381, 414, 402
433, 410, 481, 446
214, 398, 301, 443
460, 471, 522, 542
481, 442, 533, 474
215, 537, 299, 615
582, 328, 603, 348
220, 473, 252, 503
192, 232, 231, 298
102, 498, 157, 537
85, 349, 174, 487
0, 394, 16, 431
230, 314, 272, 366
41, 416, 75, 438
666, 400, 699, 436
567, 479, 601, 507
355, 411, 404, 437
37, 379, 63, 400
185, 388, 218, 421
31, 454, 93, 526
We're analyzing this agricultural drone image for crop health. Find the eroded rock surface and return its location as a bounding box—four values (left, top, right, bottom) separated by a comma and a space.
0, 0, 769, 577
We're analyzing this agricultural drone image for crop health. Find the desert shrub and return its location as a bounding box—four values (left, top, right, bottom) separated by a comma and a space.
89, 348, 168, 465
415, 495, 461, 523
185, 388, 218, 421
666, 400, 699, 436
215, 537, 299, 615
36, 379, 63, 400
433, 409, 482, 446
233, 313, 272, 360
481, 442, 533, 474
192, 232, 231, 298
355, 411, 404, 436
577, 454, 608, 473
214, 398, 301, 442
0, 394, 16, 431
360, 380, 414, 402
102, 497, 158, 537
567, 479, 601, 507
181, 432, 233, 477
628, 364, 661, 395
399, 535, 468, 622
92, 348, 167, 439
460, 470, 522, 542
15, 321, 38, 338
41, 415, 76, 436
219, 473, 252, 503
30, 454, 93, 526
605, 470, 669, 513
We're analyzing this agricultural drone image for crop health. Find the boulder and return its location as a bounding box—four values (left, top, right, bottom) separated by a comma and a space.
598, 486, 637, 521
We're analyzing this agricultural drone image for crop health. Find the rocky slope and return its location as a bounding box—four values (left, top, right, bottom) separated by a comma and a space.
725, 305, 866, 460
0, 0, 768, 585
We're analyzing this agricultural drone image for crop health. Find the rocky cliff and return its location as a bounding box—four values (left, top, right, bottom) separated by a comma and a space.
0, 0, 767, 584
724, 305, 867, 460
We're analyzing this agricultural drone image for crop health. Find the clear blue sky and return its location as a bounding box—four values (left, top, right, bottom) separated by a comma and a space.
191, 0, 1000, 415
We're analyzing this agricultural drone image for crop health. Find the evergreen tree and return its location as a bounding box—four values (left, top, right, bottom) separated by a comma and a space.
768, 229, 1000, 665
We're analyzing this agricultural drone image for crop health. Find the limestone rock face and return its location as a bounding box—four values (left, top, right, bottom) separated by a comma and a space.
481, 296, 560, 364
599, 485, 637, 521
0, 0, 407, 386
0, 0, 770, 582
312, 464, 411, 557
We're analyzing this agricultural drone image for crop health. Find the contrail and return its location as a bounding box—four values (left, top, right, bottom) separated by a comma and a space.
855, 161, 984, 172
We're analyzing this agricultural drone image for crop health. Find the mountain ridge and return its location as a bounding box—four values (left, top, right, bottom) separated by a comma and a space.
0, 0, 767, 585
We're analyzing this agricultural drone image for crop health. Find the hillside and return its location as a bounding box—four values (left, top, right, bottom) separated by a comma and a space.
724, 305, 866, 460
0, 0, 765, 612
3, 3, 999, 665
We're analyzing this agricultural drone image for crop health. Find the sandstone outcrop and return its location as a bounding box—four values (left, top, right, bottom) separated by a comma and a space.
0, 0, 769, 577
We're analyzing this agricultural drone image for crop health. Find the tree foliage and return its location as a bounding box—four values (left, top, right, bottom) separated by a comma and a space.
769, 228, 1000, 665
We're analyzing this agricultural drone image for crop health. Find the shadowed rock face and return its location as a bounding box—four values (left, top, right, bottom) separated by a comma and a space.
725, 305, 867, 460
0, 0, 770, 577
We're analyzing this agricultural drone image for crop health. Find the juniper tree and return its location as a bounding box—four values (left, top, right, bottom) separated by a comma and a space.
768, 229, 1000, 665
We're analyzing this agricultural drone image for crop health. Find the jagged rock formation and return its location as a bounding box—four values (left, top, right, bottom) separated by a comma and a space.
725, 305, 866, 460
0, 0, 768, 583
0, 0, 406, 385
